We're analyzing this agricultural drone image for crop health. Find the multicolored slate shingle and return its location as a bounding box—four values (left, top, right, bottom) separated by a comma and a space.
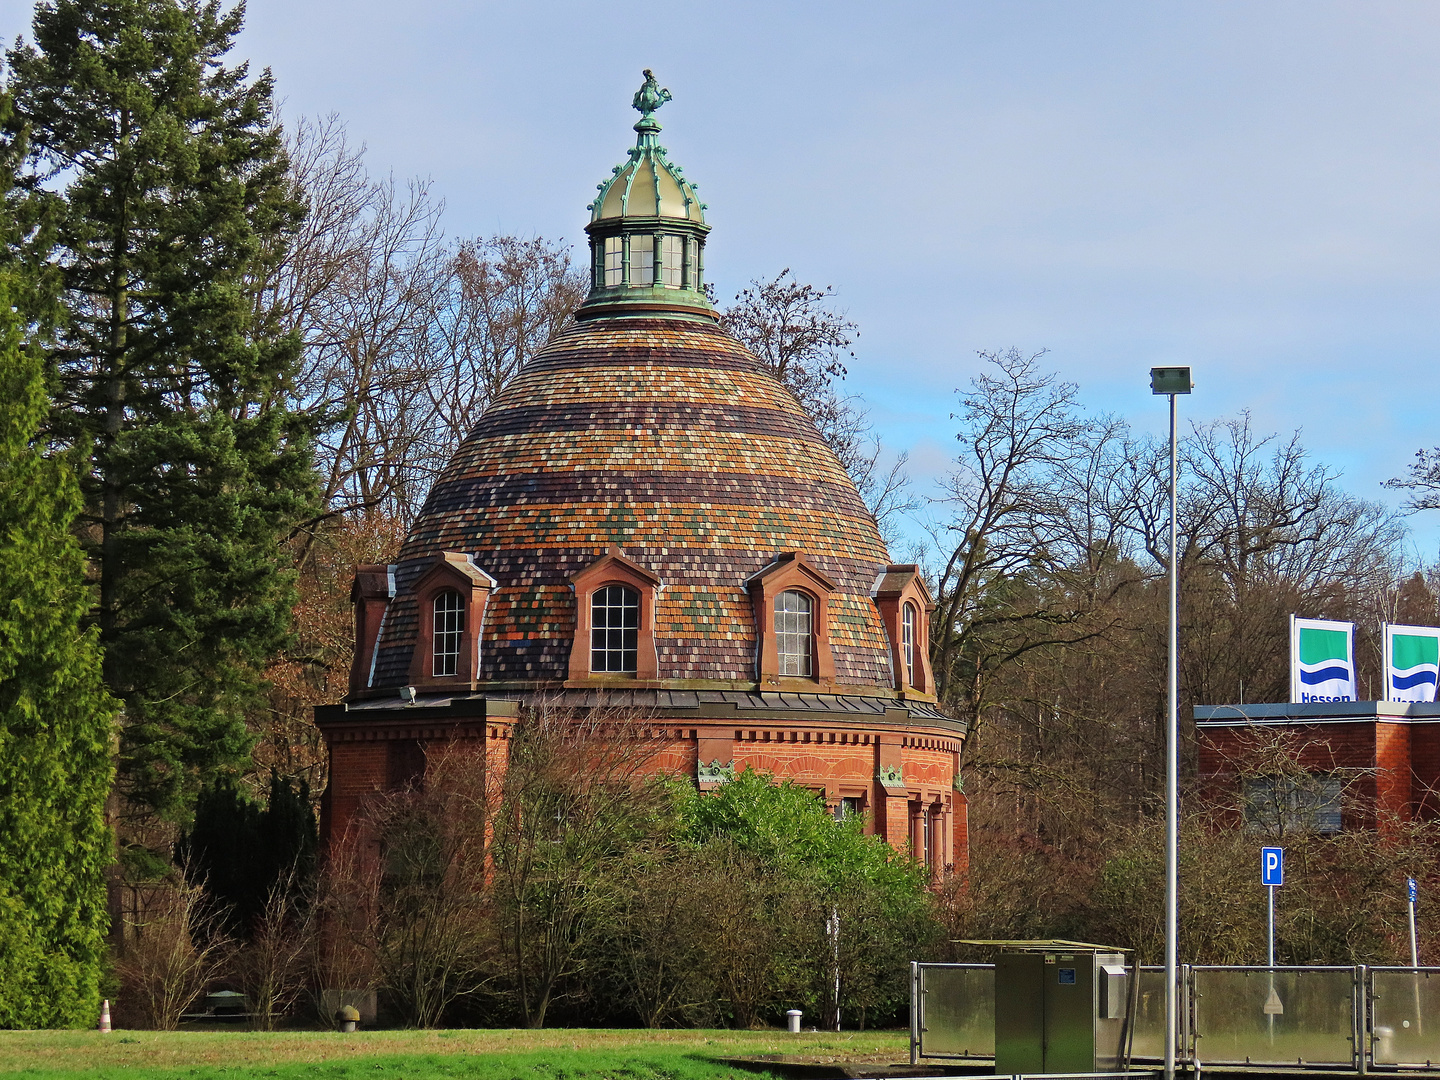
371, 313, 896, 690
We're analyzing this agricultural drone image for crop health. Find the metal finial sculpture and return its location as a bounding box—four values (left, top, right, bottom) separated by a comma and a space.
632, 69, 672, 127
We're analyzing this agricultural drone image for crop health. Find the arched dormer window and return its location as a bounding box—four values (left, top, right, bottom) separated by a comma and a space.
591, 584, 640, 673
432, 590, 465, 677
405, 552, 496, 688
872, 565, 936, 698
775, 590, 814, 677
568, 547, 662, 682
747, 552, 836, 686
902, 602, 917, 688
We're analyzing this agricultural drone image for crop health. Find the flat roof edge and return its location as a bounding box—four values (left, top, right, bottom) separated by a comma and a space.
1195, 701, 1440, 722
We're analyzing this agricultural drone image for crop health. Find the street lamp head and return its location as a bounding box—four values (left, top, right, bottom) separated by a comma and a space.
1151, 366, 1193, 395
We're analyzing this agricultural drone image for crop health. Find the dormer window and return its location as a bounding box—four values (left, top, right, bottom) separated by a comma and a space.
902, 602, 917, 687
776, 591, 814, 677
591, 584, 640, 673
568, 547, 662, 682
661, 235, 683, 287
747, 552, 836, 686
872, 565, 936, 697
432, 591, 465, 677
405, 552, 496, 688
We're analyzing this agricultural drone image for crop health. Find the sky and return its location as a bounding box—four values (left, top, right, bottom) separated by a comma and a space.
4, 0, 1440, 557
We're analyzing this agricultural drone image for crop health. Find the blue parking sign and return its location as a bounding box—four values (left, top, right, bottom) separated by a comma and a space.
1262, 847, 1283, 886
1409, 877, 1418, 905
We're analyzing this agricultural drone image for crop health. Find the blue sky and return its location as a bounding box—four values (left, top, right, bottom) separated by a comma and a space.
5, 1, 1440, 557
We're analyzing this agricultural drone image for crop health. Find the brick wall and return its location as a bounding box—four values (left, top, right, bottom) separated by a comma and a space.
1196, 719, 1420, 831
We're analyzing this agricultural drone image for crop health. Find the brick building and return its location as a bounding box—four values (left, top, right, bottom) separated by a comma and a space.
1196, 702, 1440, 832
315, 73, 967, 872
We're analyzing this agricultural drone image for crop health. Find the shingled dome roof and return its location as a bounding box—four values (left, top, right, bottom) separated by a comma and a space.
363, 72, 915, 700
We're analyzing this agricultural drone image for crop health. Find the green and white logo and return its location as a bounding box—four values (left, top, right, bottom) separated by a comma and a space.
1386, 624, 1440, 703
1290, 616, 1355, 703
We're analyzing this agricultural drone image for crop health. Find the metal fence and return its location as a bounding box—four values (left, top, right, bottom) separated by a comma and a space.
912, 962, 1440, 1072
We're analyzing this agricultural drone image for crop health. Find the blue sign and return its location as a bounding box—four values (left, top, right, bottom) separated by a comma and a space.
1262, 847, 1284, 886
1410, 878, 1419, 905
1058, 968, 1076, 985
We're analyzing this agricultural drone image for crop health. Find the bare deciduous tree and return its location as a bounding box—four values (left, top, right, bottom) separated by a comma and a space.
490, 698, 668, 1028
721, 269, 916, 539
234, 868, 315, 1030
262, 117, 586, 535
114, 881, 233, 1030
410, 236, 587, 487
324, 741, 494, 1028
928, 348, 1141, 744
1159, 414, 1405, 704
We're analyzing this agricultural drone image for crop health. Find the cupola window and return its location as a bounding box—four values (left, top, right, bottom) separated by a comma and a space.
432, 590, 465, 677
661, 235, 684, 287
591, 584, 640, 673
775, 590, 814, 677
902, 602, 917, 688
604, 237, 624, 286
630, 235, 654, 287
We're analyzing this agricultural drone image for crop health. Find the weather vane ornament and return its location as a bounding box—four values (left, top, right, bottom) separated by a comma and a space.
632, 69, 672, 132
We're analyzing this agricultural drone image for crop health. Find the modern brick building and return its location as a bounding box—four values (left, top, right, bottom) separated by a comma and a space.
315, 73, 967, 872
1196, 701, 1440, 832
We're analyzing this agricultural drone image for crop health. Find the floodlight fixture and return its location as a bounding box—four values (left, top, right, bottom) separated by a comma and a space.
1150, 366, 1193, 396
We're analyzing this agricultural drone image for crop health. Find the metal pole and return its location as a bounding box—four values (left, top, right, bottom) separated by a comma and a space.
909, 961, 921, 1065
1410, 886, 1423, 1037
1165, 391, 1179, 1080
1268, 885, 1275, 967
1410, 890, 1420, 969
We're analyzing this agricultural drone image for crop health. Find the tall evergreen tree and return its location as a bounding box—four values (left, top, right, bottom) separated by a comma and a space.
0, 85, 115, 1019
180, 771, 316, 937
6, 0, 316, 827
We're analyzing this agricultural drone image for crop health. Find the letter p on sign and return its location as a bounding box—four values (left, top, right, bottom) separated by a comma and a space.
1262, 847, 1284, 887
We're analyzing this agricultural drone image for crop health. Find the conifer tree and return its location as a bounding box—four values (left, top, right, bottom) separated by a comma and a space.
0, 224, 115, 1025
6, 0, 317, 826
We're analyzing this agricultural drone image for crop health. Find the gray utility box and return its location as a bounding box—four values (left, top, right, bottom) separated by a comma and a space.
992, 942, 1129, 1075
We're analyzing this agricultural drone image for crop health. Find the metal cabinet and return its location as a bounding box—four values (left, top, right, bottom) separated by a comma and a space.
993, 944, 1129, 1075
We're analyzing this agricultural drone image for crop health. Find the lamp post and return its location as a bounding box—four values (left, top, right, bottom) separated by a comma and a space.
1151, 365, 1193, 1080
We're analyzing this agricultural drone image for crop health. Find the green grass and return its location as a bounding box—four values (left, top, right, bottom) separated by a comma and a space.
0, 1029, 910, 1080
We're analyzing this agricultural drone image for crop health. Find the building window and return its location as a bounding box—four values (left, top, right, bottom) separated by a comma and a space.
661, 235, 683, 287
1243, 774, 1343, 835
688, 237, 703, 289
775, 590, 813, 677
835, 796, 863, 822
591, 584, 640, 673
629, 235, 653, 287
902, 602, 917, 687
432, 590, 464, 677
604, 236, 623, 286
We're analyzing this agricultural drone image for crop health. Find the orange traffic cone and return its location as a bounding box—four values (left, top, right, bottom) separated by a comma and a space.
98, 999, 111, 1033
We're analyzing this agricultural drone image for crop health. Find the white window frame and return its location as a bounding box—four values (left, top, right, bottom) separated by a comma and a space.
775, 590, 813, 677
432, 590, 465, 677
591, 584, 640, 673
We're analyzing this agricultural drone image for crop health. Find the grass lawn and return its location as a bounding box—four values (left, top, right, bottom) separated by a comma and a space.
0, 1027, 911, 1080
